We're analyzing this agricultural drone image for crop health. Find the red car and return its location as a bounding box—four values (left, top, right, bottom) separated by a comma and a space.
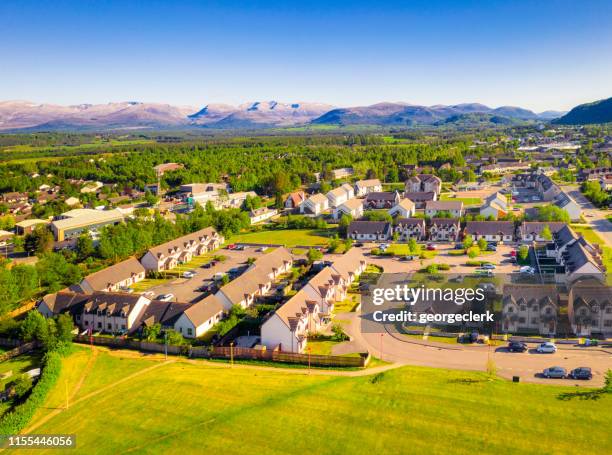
227, 244, 237, 250
426, 243, 436, 251
510, 250, 517, 257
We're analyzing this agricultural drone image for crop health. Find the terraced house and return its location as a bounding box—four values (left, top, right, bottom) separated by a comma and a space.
326, 183, 355, 208
429, 218, 461, 241
393, 218, 426, 241
215, 247, 293, 310
140, 227, 223, 272
502, 285, 559, 335
79, 257, 146, 293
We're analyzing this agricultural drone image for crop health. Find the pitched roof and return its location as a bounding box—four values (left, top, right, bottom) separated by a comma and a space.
425, 200, 463, 211
338, 198, 363, 210
82, 292, 145, 317
39, 291, 90, 314
146, 227, 219, 258
307, 267, 343, 299
503, 284, 559, 307
519, 222, 567, 238
355, 179, 381, 188
395, 217, 426, 228
306, 193, 328, 205
330, 248, 367, 282
347, 221, 392, 236
431, 218, 460, 228
183, 294, 224, 327
135, 300, 193, 329
365, 191, 398, 201
465, 221, 515, 236
286, 191, 305, 206
403, 191, 436, 202
81, 257, 145, 291
274, 289, 317, 330
395, 198, 415, 210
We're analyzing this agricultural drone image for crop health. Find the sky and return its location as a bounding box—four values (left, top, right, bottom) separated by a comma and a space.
1, 0, 611, 112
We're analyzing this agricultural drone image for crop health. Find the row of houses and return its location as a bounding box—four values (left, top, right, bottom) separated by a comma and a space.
502, 280, 612, 337
261, 248, 367, 353
295, 179, 383, 216
346, 220, 585, 244
38, 291, 225, 339
513, 172, 582, 220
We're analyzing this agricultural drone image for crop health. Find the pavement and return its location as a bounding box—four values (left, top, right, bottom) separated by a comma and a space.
562, 184, 612, 247
340, 311, 612, 387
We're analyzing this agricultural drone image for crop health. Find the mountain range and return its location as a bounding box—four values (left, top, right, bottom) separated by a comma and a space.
553, 97, 612, 125
0, 99, 586, 131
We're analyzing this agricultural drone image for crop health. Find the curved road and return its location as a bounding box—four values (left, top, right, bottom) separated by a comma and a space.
340, 312, 612, 387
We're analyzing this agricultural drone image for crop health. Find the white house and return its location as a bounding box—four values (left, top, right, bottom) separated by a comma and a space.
394, 218, 426, 241
299, 193, 329, 215
249, 207, 278, 224
140, 227, 223, 272
326, 183, 355, 208
554, 191, 582, 221
388, 198, 416, 218
81, 293, 150, 334
174, 295, 224, 338
333, 198, 364, 220
518, 222, 567, 242
425, 200, 464, 218
347, 221, 392, 241
354, 179, 382, 197
464, 221, 515, 243
428, 218, 461, 242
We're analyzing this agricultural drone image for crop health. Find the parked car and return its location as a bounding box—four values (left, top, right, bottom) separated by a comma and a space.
257, 246, 268, 252
213, 272, 227, 281
400, 255, 416, 261
519, 266, 535, 275
569, 367, 592, 380
454, 243, 464, 249
157, 293, 175, 302
486, 244, 497, 252
227, 244, 237, 250
426, 243, 436, 251
354, 242, 364, 247
142, 291, 155, 298
183, 271, 196, 279
536, 342, 557, 353
119, 286, 134, 293
481, 263, 496, 270
508, 341, 528, 352
202, 262, 213, 269
542, 366, 566, 378
510, 250, 517, 257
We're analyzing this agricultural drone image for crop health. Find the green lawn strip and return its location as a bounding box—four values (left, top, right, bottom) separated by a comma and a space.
229, 229, 333, 247
0, 352, 43, 390
570, 224, 605, 244
29, 352, 612, 454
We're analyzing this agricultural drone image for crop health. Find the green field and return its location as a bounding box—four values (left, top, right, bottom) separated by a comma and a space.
440, 193, 483, 205
20, 347, 612, 454
229, 229, 333, 246
0, 352, 43, 390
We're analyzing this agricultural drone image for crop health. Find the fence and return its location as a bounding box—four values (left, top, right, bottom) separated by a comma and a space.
0, 341, 37, 363
210, 346, 367, 368
73, 336, 367, 367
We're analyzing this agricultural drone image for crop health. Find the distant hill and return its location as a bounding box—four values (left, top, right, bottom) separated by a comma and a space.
311, 102, 540, 126
436, 113, 523, 127
553, 97, 612, 125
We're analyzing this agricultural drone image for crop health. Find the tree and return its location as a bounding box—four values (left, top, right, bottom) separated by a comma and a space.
462, 234, 474, 250
338, 214, 352, 237
467, 246, 480, 258
408, 238, 419, 254
13, 374, 33, 398
164, 329, 185, 346
477, 237, 488, 251
363, 211, 392, 222
540, 225, 553, 241
56, 313, 75, 344
530, 205, 570, 223
25, 226, 54, 256
20, 310, 47, 342
76, 232, 94, 261
307, 248, 323, 263
426, 264, 438, 274
518, 245, 529, 261
142, 323, 161, 342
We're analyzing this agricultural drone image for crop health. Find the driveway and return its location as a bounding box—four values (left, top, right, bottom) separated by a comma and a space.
562, 185, 612, 247
340, 311, 612, 387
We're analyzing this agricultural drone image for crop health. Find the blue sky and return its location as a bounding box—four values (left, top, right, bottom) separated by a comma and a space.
2, 0, 611, 111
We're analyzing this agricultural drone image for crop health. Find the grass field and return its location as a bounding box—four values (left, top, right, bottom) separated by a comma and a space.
440, 193, 483, 205
21, 347, 612, 454
570, 224, 612, 271
229, 229, 333, 247
0, 352, 43, 390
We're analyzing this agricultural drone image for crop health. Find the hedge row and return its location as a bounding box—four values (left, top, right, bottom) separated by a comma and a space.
0, 351, 62, 434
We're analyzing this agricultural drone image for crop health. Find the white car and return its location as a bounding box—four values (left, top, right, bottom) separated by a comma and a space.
536, 342, 557, 353
157, 293, 175, 302
519, 266, 535, 274
257, 246, 268, 252
482, 263, 496, 270
183, 271, 196, 279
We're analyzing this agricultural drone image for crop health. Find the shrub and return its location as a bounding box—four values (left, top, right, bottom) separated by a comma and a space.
448, 249, 465, 256
437, 263, 451, 271
370, 248, 381, 256
467, 246, 481, 258
466, 260, 485, 267
0, 351, 62, 434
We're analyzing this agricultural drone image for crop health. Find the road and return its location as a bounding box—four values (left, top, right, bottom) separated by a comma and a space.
562, 184, 612, 247
340, 311, 611, 387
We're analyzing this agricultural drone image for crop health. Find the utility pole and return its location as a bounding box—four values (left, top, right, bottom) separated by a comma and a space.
308, 346, 311, 374
230, 341, 234, 367
164, 331, 168, 360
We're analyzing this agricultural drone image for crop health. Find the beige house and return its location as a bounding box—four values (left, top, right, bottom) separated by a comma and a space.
174, 295, 224, 338
79, 257, 146, 293
425, 200, 464, 218
326, 183, 355, 208
388, 198, 416, 218
354, 179, 382, 197
140, 227, 223, 272
333, 198, 364, 220
299, 193, 329, 215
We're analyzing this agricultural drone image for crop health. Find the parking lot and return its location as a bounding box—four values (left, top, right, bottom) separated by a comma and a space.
135, 247, 271, 303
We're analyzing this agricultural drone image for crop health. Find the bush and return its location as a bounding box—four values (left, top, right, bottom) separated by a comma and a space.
466, 260, 486, 267
370, 248, 381, 256
437, 263, 451, 271
0, 351, 62, 434
467, 246, 481, 258
448, 249, 465, 256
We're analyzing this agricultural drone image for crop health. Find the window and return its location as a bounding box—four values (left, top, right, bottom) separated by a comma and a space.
121, 324, 126, 330
84, 320, 89, 326
518, 317, 526, 323
545, 308, 552, 315
532, 318, 539, 324
97, 322, 102, 329
606, 307, 612, 314
107, 323, 111, 330
507, 307, 514, 313
604, 320, 612, 327
187, 328, 193, 336
520, 305, 526, 311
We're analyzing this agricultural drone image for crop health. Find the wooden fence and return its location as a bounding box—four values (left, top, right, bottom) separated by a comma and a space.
73, 336, 366, 367
210, 346, 367, 368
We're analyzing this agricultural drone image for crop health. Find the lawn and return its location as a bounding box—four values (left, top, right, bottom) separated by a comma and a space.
130, 277, 171, 293
20, 347, 612, 454
570, 224, 604, 244
0, 351, 43, 390
439, 193, 483, 205
229, 229, 333, 247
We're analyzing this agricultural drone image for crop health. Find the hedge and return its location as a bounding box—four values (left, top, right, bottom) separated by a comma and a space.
0, 351, 62, 434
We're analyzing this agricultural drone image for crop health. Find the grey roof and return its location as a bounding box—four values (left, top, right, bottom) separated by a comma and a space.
464, 221, 515, 236
365, 191, 398, 202
519, 222, 567, 238
430, 218, 460, 228
403, 191, 436, 202
395, 218, 426, 228
348, 221, 392, 236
